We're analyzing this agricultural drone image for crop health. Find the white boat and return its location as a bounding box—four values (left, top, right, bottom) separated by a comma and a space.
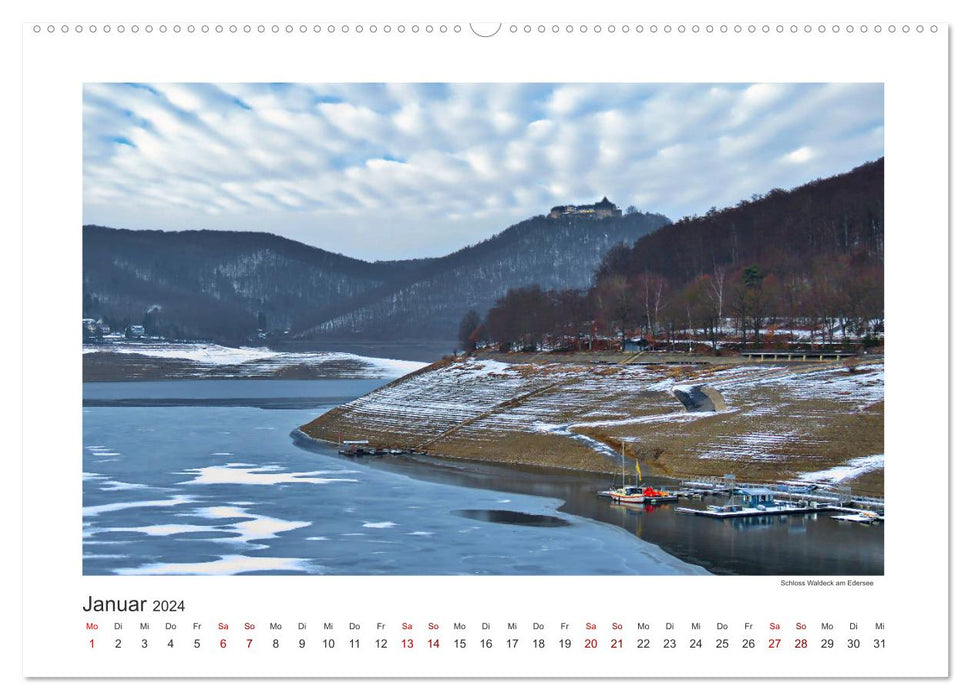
607, 442, 646, 503
832, 510, 881, 524
609, 485, 647, 504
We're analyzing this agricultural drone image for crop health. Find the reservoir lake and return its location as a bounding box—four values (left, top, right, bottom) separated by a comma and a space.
82, 379, 882, 576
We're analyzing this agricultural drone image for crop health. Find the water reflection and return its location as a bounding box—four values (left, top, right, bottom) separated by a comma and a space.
345, 451, 883, 576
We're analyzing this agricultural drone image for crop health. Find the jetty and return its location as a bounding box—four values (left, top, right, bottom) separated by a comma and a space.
594, 471, 885, 523
676, 501, 834, 519
675, 483, 883, 523
338, 445, 424, 457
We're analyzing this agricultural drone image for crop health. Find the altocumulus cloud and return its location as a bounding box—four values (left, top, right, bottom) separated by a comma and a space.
83, 83, 883, 260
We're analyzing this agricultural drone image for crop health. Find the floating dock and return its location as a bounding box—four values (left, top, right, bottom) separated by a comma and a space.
676, 502, 836, 519
676, 501, 884, 522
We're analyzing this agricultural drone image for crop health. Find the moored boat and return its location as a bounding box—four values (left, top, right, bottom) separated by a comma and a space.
601, 444, 679, 504
609, 485, 647, 504
608, 442, 644, 503
832, 510, 881, 524
641, 485, 678, 503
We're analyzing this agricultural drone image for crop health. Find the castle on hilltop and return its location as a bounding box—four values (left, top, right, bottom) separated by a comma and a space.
548, 197, 621, 220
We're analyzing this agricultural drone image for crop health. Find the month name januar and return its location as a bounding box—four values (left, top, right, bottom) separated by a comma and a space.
82, 596, 147, 612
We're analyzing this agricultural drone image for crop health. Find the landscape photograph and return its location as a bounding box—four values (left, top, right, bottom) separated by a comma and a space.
82, 82, 884, 576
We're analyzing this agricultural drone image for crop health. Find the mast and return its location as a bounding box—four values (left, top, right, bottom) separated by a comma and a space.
622, 440, 626, 486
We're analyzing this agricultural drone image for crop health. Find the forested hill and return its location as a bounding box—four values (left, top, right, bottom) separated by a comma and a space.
298, 211, 670, 339
83, 210, 669, 343
479, 159, 885, 350
600, 158, 884, 285
82, 226, 429, 343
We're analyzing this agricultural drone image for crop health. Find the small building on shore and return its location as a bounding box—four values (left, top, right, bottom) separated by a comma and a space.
736, 487, 776, 509
127, 324, 146, 339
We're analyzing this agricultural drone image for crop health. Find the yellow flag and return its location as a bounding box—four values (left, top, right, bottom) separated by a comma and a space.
635, 460, 642, 479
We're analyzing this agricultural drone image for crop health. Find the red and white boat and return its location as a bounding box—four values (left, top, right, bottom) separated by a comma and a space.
609, 485, 647, 504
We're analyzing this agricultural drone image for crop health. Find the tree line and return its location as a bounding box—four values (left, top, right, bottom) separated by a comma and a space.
466, 160, 884, 352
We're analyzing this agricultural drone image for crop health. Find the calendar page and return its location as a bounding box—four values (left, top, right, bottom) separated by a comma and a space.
19, 0, 953, 688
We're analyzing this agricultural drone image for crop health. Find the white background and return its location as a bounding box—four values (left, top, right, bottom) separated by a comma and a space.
6, 0, 966, 698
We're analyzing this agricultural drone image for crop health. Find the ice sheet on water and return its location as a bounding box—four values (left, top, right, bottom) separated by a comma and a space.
113, 554, 314, 575
86, 444, 122, 458
178, 462, 359, 486
89, 523, 224, 538
193, 505, 312, 543
98, 479, 159, 491
82, 494, 195, 517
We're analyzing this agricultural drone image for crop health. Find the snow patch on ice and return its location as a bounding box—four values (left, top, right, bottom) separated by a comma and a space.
114, 554, 312, 575
83, 495, 195, 517
92, 523, 223, 538
193, 505, 311, 543
98, 479, 158, 491
178, 462, 358, 486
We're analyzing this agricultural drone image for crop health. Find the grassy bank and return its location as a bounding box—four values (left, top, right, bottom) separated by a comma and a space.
300, 354, 884, 497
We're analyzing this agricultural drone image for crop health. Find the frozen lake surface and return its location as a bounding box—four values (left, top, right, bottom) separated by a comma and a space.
82, 380, 706, 575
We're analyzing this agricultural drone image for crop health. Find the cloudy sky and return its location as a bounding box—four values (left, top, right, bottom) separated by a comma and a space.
83, 83, 883, 260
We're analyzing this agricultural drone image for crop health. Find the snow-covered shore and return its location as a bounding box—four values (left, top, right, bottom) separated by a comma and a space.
83, 340, 427, 380
301, 354, 885, 496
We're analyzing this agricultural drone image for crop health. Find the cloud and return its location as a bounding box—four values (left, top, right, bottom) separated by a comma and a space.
83, 82, 884, 260
783, 147, 816, 164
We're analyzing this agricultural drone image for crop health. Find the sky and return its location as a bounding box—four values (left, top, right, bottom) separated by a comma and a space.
83, 83, 884, 260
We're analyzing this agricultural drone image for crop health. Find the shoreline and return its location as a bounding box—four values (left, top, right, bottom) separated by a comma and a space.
82, 344, 428, 382
290, 428, 882, 576
82, 380, 882, 576
290, 427, 635, 483
291, 428, 710, 575
299, 355, 885, 498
